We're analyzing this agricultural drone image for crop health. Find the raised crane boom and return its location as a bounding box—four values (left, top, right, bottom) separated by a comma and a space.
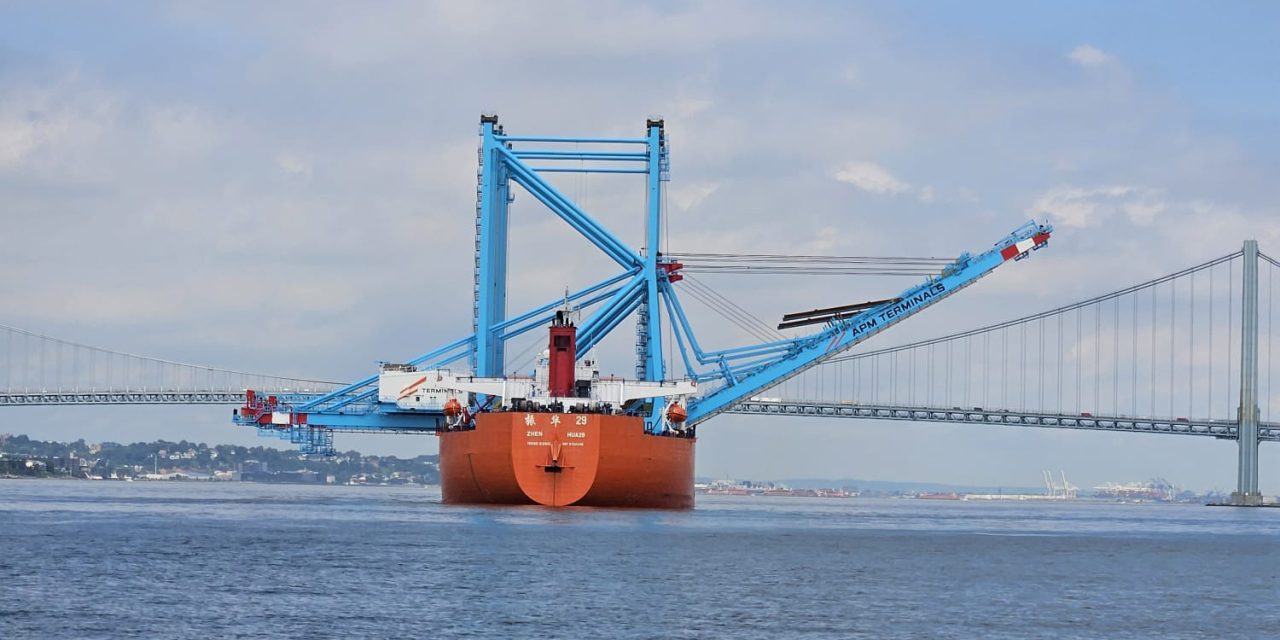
681, 221, 1052, 426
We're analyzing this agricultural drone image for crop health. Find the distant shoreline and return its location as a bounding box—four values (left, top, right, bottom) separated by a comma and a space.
0, 475, 442, 489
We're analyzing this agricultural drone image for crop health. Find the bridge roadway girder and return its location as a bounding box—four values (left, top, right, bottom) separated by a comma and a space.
727, 401, 1280, 442
0, 391, 320, 406
0, 390, 443, 435
6, 391, 1279, 442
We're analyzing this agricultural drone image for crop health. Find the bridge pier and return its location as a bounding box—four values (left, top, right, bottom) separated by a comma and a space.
1232, 240, 1264, 506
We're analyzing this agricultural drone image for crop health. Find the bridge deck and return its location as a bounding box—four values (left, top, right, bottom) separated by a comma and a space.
727, 401, 1280, 441
4, 391, 1275, 441
0, 391, 311, 405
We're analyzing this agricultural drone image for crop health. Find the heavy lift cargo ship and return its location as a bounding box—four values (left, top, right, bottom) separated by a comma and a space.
399, 310, 698, 509
234, 114, 1053, 510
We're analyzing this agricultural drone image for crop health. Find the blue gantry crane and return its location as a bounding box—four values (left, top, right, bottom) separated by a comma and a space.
235, 114, 1052, 453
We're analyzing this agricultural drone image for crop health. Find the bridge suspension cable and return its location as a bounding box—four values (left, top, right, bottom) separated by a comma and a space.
668, 251, 950, 276
0, 322, 341, 402
5, 248, 1279, 436
758, 249, 1280, 428
678, 274, 786, 343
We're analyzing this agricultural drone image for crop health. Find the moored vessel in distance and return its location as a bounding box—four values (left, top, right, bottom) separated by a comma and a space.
697, 481, 858, 498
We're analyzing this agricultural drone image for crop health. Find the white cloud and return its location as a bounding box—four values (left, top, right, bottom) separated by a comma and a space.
147, 106, 226, 157
1068, 44, 1111, 67
187, 2, 829, 69
839, 63, 861, 84
671, 97, 714, 119
0, 118, 45, 168
276, 153, 313, 178
802, 226, 842, 253
833, 161, 911, 194
1122, 200, 1164, 225
670, 181, 721, 211
1029, 185, 1166, 228
833, 162, 939, 202
0, 87, 98, 170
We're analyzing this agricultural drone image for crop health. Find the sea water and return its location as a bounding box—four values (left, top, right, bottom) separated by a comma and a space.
1, 480, 1277, 639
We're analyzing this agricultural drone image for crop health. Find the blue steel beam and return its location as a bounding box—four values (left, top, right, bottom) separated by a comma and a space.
297, 270, 637, 415
493, 270, 637, 337
296, 336, 475, 412
295, 284, 641, 416
499, 147, 642, 269
661, 280, 698, 377
294, 413, 446, 430
661, 279, 800, 365
495, 135, 647, 144
699, 340, 798, 361
641, 120, 666, 385
527, 168, 649, 174
576, 275, 647, 354
663, 280, 712, 361
498, 284, 633, 343
474, 117, 510, 377
317, 347, 470, 414
512, 151, 648, 160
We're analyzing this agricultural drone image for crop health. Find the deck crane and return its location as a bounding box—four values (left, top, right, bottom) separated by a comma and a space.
235, 115, 1052, 507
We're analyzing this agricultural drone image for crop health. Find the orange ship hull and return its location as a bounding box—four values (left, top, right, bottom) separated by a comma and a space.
439, 412, 695, 509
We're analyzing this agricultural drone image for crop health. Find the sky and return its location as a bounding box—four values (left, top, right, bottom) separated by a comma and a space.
2, 1, 1280, 492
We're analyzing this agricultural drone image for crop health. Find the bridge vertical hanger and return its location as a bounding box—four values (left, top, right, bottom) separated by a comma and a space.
1234, 239, 1263, 505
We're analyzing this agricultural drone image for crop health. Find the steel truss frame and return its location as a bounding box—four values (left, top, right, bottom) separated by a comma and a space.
246, 115, 1053, 439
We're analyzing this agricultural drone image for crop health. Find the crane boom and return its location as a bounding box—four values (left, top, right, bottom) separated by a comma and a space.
682, 220, 1052, 426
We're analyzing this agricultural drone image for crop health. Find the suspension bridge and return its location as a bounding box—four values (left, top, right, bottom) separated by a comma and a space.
3, 115, 1276, 506
739, 245, 1280, 443
4, 246, 1275, 505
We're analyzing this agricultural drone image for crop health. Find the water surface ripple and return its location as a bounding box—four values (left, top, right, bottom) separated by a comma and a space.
2, 481, 1277, 639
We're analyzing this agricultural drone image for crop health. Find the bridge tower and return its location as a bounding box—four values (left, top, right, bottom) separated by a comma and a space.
1233, 239, 1264, 506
